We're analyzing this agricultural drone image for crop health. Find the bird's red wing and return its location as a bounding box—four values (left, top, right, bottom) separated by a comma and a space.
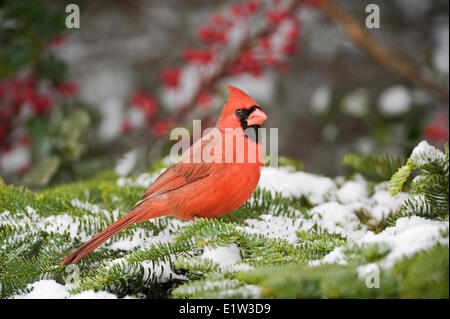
133, 163, 212, 208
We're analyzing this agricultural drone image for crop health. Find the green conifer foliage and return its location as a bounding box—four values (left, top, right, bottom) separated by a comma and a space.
388, 143, 448, 222
0, 151, 448, 299
342, 153, 403, 182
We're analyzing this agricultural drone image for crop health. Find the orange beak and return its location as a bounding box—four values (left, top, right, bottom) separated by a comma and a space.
247, 108, 268, 126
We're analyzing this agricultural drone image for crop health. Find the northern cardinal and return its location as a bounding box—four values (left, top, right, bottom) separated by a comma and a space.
61, 86, 268, 264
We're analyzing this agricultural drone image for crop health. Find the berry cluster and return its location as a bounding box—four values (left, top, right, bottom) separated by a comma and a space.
424, 114, 449, 143
0, 73, 78, 152
124, 0, 305, 137
122, 90, 171, 137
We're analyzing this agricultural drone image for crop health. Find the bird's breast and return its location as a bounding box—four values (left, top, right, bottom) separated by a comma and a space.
168, 162, 261, 220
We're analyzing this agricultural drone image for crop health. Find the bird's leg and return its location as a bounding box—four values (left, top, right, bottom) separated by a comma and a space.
193, 215, 200, 221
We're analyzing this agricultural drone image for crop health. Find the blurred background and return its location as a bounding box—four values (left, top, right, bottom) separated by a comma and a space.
1, 0, 448, 189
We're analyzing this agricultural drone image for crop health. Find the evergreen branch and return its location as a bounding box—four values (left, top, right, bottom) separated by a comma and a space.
388, 163, 413, 195
342, 153, 404, 182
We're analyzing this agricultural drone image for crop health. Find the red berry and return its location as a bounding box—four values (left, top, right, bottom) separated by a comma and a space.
282, 41, 297, 55
197, 92, 212, 109
32, 95, 52, 115
214, 31, 228, 44
197, 26, 214, 42
160, 68, 181, 89
265, 10, 290, 24
197, 26, 228, 45
46, 34, 67, 47
287, 25, 300, 40
182, 48, 214, 64
246, 0, 261, 13
425, 126, 449, 141
56, 82, 79, 96
121, 118, 133, 133
424, 114, 449, 142
151, 120, 171, 137
130, 91, 158, 118
259, 37, 272, 51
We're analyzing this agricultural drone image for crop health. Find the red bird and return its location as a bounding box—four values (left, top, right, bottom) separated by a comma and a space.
61, 86, 268, 264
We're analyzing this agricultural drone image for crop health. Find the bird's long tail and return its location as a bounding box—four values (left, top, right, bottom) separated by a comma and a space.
61, 207, 149, 265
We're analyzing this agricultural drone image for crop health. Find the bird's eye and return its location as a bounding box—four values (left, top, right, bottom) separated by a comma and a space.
235, 109, 243, 117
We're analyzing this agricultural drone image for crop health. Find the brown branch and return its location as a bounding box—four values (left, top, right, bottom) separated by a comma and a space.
320, 1, 449, 103
171, 1, 303, 127
171, 27, 278, 127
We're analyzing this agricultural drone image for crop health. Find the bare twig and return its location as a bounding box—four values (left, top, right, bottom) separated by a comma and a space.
320, 1, 449, 103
